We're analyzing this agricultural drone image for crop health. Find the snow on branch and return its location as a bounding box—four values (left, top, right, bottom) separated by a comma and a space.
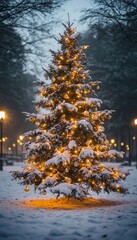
26, 141, 51, 157
24, 129, 50, 138
68, 33, 79, 39
78, 120, 93, 132
39, 177, 57, 189
56, 102, 78, 113
51, 183, 88, 199
23, 112, 46, 122
68, 140, 77, 149
109, 150, 124, 158
85, 98, 102, 107
46, 151, 70, 166
79, 148, 94, 159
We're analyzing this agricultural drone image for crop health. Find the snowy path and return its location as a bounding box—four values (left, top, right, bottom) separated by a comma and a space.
0, 163, 137, 240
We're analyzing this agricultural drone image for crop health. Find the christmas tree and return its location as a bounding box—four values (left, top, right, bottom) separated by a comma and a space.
12, 20, 129, 199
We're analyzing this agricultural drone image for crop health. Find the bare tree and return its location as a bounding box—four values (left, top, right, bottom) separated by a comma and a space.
82, 0, 137, 43
0, 0, 65, 59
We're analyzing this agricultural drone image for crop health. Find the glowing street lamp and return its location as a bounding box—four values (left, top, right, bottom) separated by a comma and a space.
0, 111, 5, 120
0, 111, 5, 171
134, 119, 137, 125
18, 135, 24, 161
110, 139, 115, 144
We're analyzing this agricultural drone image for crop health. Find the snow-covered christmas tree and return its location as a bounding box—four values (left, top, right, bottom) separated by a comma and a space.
12, 20, 129, 199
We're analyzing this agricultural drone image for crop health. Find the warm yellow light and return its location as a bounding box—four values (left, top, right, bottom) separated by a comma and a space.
19, 135, 24, 141
12, 143, 16, 147
41, 166, 45, 171
121, 142, 124, 146
8, 147, 11, 151
110, 139, 115, 144
134, 118, 137, 125
0, 111, 5, 120
114, 143, 117, 147
52, 78, 56, 82
133, 136, 136, 140
83, 45, 89, 49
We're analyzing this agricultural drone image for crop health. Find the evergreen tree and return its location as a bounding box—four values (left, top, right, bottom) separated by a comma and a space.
12, 20, 129, 199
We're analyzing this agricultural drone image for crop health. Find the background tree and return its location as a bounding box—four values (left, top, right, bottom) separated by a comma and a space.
0, 0, 66, 58
81, 0, 137, 161
0, 0, 66, 144
0, 22, 36, 142
82, 0, 137, 44
12, 21, 128, 199
80, 23, 137, 131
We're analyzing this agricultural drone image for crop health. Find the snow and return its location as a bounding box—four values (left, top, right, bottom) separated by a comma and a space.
46, 151, 70, 166
109, 149, 124, 158
56, 102, 78, 112
85, 98, 102, 107
0, 162, 137, 240
79, 148, 94, 159
68, 33, 78, 39
26, 141, 51, 157
78, 120, 93, 131
39, 177, 56, 188
51, 183, 85, 198
68, 140, 77, 149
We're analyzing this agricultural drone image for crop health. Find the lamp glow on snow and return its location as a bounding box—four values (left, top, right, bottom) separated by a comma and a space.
11, 19, 129, 199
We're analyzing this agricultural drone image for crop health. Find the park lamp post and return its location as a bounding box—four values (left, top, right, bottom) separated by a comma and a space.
134, 118, 137, 168
0, 111, 5, 171
110, 139, 115, 145
19, 135, 24, 161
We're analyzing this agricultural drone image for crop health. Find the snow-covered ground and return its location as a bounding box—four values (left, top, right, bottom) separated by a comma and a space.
0, 162, 137, 240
